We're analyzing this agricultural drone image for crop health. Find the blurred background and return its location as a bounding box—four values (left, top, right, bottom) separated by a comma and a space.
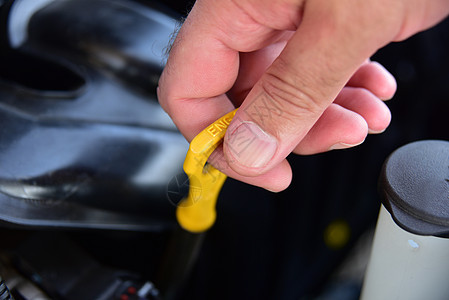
0, 1, 448, 299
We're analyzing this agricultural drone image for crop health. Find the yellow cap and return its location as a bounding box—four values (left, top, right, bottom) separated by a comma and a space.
176, 109, 237, 233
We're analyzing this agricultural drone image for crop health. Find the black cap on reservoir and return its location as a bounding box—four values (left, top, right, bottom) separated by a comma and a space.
379, 140, 449, 237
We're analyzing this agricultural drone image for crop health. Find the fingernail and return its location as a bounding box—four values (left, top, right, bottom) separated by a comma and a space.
329, 140, 364, 150
368, 128, 385, 134
226, 121, 277, 169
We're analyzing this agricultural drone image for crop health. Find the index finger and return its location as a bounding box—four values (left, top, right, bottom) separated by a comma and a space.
157, 2, 239, 141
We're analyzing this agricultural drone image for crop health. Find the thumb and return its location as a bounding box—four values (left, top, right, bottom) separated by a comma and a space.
223, 3, 393, 176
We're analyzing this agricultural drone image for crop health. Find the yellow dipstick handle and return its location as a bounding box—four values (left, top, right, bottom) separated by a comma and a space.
176, 109, 237, 233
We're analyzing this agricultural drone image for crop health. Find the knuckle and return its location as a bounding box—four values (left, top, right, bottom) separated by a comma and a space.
260, 65, 325, 120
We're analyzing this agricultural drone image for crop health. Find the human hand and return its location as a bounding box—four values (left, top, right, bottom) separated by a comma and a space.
158, 0, 449, 191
